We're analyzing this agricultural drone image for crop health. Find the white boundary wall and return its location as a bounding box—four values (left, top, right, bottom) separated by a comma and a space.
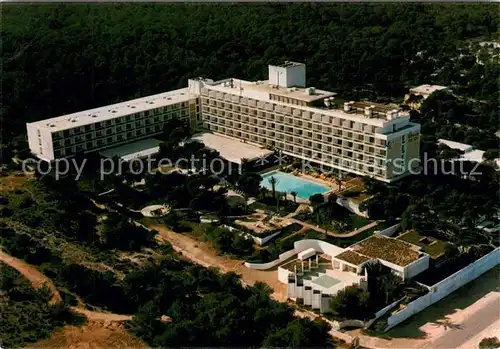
336, 197, 369, 218
386, 247, 500, 330
376, 223, 401, 237
245, 239, 345, 270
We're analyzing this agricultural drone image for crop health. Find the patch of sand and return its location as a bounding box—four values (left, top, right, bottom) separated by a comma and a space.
25, 321, 147, 349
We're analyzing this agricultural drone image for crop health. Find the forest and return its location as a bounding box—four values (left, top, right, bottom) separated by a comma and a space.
1, 3, 499, 347
2, 3, 499, 156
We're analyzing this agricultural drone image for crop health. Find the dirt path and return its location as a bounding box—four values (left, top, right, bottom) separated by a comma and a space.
0, 249, 62, 304
1, 248, 144, 348
152, 224, 288, 301
0, 248, 133, 323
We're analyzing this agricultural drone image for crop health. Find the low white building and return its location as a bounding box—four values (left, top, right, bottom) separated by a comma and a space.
404, 84, 450, 110
276, 234, 430, 313
437, 139, 473, 153
409, 84, 450, 99
333, 235, 430, 281
437, 138, 500, 169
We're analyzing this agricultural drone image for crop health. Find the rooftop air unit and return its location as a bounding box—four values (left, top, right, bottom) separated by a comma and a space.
305, 87, 316, 95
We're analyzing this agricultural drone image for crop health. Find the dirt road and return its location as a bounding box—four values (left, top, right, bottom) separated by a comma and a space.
152, 224, 288, 301
0, 249, 62, 304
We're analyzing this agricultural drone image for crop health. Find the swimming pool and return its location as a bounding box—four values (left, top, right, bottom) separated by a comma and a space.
261, 170, 330, 200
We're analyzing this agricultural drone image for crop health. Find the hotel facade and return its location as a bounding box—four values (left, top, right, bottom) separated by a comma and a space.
27, 62, 421, 182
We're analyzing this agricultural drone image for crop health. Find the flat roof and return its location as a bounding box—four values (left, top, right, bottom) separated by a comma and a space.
27, 88, 192, 132
272, 61, 305, 68
191, 132, 273, 164
438, 139, 473, 152
460, 149, 485, 163
397, 230, 447, 259
351, 235, 422, 267
334, 250, 372, 266
410, 84, 448, 95
99, 138, 163, 162
241, 80, 337, 102
350, 101, 397, 114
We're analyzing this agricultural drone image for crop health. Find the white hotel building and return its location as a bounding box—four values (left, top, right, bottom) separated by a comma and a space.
27, 62, 421, 182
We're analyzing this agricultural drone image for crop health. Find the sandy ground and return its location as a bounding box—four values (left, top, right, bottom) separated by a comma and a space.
0, 171, 33, 192
24, 320, 147, 349
152, 224, 288, 301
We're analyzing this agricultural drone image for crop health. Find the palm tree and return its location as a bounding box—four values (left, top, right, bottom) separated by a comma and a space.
290, 191, 298, 204
235, 189, 249, 213
337, 172, 343, 192
268, 176, 278, 199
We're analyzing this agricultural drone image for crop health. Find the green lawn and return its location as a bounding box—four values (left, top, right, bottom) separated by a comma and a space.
295, 207, 370, 234
397, 230, 447, 259
348, 215, 370, 229
280, 223, 304, 236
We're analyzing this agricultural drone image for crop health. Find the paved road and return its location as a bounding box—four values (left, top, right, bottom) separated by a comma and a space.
422, 292, 500, 349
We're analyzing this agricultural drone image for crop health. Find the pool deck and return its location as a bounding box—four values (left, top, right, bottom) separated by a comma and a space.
261, 170, 335, 200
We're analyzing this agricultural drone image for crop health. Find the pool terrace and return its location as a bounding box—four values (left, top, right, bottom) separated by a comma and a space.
261, 170, 331, 200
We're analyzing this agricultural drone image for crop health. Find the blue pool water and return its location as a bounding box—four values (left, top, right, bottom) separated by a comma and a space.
261, 171, 330, 200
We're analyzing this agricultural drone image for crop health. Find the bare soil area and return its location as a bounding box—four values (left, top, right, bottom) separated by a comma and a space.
151, 223, 289, 301
0, 171, 33, 192
24, 320, 147, 349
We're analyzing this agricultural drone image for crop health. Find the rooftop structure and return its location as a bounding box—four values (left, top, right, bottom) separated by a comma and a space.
437, 138, 500, 169
268, 61, 306, 88
409, 84, 449, 99
350, 235, 422, 267
246, 81, 336, 104
334, 250, 372, 266
397, 230, 447, 260
438, 139, 473, 153
460, 149, 485, 163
